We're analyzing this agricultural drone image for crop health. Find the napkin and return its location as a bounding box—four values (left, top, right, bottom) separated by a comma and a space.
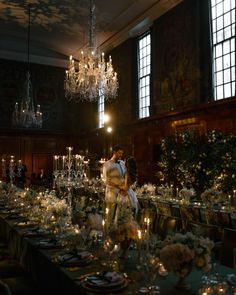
60, 250, 90, 262
38, 238, 60, 248
86, 272, 122, 286
227, 274, 236, 285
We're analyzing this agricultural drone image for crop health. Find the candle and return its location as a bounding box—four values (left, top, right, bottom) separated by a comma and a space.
62, 156, 66, 170
105, 208, 109, 233
113, 244, 119, 252
54, 155, 58, 171
144, 217, 147, 230
158, 263, 168, 276
68, 147, 73, 161
102, 219, 105, 236
137, 230, 142, 264
146, 218, 150, 253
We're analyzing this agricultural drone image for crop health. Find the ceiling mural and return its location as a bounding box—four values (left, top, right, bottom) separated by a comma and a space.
0, 0, 182, 67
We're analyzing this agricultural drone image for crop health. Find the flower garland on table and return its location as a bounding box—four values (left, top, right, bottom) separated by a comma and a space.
157, 232, 214, 273
135, 183, 156, 198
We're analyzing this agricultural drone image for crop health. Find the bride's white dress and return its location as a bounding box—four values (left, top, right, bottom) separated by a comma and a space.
114, 187, 139, 225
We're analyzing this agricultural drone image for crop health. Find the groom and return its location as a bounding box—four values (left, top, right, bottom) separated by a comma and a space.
102, 145, 126, 226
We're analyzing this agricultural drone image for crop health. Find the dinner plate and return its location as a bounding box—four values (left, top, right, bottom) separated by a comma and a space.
23, 228, 49, 237
5, 214, 21, 219
84, 272, 125, 288
81, 277, 128, 293
58, 251, 92, 266
37, 239, 62, 249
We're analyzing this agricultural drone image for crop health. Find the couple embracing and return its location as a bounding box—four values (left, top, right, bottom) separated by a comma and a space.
102, 145, 140, 251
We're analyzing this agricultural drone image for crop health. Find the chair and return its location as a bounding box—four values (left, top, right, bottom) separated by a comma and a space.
220, 228, 236, 268
216, 211, 232, 228
155, 202, 171, 216
0, 259, 28, 278
170, 205, 181, 218
1, 276, 39, 295
204, 209, 218, 226
186, 222, 222, 261
0, 280, 12, 295
186, 222, 222, 241
180, 206, 197, 230
155, 215, 180, 240
205, 209, 232, 228
138, 200, 158, 232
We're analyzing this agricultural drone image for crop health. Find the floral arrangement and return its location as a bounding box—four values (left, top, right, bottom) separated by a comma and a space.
200, 188, 223, 205
157, 232, 214, 273
156, 184, 172, 199
135, 183, 156, 197
160, 243, 194, 277
41, 197, 68, 218
179, 187, 195, 202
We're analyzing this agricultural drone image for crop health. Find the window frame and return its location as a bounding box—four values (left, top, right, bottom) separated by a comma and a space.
210, 0, 236, 100
137, 31, 152, 119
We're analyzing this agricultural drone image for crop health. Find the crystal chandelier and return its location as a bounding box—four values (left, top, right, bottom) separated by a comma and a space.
12, 5, 42, 128
64, 0, 118, 102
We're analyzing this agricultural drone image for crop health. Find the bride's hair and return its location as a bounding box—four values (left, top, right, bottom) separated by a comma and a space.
126, 156, 137, 184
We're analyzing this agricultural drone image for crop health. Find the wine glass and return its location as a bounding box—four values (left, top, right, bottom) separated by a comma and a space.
138, 253, 160, 294
100, 238, 115, 267
146, 254, 161, 293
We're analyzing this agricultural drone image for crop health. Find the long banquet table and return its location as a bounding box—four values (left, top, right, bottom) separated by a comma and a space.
0, 211, 236, 295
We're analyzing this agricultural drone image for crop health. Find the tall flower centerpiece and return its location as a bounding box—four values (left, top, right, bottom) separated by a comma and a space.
158, 232, 214, 289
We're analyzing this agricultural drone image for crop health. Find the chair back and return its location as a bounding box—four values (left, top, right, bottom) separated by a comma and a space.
220, 228, 236, 268
0, 280, 12, 295
155, 215, 180, 239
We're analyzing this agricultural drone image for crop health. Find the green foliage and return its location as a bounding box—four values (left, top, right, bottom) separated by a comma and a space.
158, 130, 236, 196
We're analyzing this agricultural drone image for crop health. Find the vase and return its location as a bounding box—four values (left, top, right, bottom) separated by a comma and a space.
174, 264, 192, 290
175, 275, 191, 290
120, 239, 131, 259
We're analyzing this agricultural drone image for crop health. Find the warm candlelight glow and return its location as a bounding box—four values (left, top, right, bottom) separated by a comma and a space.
138, 230, 141, 239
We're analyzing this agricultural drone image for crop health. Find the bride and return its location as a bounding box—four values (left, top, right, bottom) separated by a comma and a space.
114, 156, 140, 257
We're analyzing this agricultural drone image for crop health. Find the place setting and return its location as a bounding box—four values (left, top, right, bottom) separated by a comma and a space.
35, 238, 63, 250
55, 248, 94, 267
78, 271, 129, 293
22, 226, 50, 237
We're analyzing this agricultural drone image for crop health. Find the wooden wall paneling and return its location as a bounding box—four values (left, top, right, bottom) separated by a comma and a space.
32, 153, 53, 179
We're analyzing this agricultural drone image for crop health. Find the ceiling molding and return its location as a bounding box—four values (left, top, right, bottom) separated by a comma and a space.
100, 0, 183, 52
0, 50, 68, 68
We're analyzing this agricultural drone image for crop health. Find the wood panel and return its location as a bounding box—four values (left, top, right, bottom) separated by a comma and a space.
32, 153, 53, 179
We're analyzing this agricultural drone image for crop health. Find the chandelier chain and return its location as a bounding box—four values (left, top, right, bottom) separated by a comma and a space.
12, 4, 42, 129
